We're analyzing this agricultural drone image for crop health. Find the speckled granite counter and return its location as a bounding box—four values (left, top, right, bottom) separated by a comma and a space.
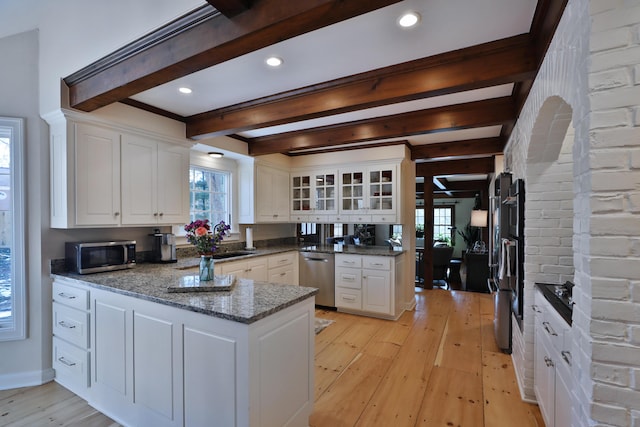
52, 262, 318, 324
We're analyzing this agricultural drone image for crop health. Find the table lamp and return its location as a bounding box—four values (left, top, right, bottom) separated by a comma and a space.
470, 209, 488, 253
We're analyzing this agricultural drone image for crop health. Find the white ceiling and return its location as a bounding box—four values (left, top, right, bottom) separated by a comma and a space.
131, 0, 538, 151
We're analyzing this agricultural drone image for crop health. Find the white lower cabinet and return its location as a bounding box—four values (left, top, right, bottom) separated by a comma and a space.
267, 251, 297, 285
533, 289, 573, 427
52, 280, 91, 394
334, 254, 402, 319
219, 257, 268, 281
52, 276, 314, 427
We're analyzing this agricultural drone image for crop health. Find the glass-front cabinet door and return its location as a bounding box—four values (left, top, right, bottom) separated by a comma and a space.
314, 172, 337, 214
340, 170, 365, 213
291, 174, 312, 215
368, 166, 394, 212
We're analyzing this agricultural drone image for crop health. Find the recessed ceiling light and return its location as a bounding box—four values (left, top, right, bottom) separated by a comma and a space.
208, 152, 224, 158
178, 87, 192, 94
398, 12, 420, 28
265, 56, 283, 67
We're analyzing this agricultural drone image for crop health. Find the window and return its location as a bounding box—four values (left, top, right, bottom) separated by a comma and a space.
189, 166, 230, 226
0, 117, 25, 341
434, 205, 454, 242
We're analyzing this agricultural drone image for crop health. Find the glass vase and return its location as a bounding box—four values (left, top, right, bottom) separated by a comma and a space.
199, 255, 214, 281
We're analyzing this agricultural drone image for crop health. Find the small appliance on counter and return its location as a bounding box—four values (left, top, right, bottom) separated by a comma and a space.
65, 240, 136, 274
150, 229, 177, 263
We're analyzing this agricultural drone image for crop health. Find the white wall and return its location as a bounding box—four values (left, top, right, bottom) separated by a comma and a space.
0, 30, 52, 385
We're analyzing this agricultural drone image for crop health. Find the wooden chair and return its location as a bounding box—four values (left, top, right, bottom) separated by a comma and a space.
432, 246, 454, 289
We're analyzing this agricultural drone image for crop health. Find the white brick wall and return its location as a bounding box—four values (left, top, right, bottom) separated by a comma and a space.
505, 0, 640, 425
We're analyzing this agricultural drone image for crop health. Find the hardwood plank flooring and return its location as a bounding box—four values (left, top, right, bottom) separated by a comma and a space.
0, 288, 543, 426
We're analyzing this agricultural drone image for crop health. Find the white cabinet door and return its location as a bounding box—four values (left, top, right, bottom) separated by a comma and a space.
555, 356, 572, 427
220, 260, 247, 279
75, 123, 121, 226
94, 299, 128, 400
269, 265, 295, 285
246, 258, 268, 282
156, 143, 189, 224
256, 164, 289, 222
121, 135, 189, 225
121, 134, 157, 225
534, 327, 555, 427
362, 268, 391, 314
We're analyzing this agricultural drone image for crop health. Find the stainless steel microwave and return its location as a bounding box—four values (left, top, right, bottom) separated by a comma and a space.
65, 241, 136, 274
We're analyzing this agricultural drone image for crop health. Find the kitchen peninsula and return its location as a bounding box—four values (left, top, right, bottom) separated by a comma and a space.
51, 262, 317, 427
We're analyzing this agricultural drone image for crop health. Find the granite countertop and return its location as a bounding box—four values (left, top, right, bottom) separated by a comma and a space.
52, 262, 318, 325
299, 244, 405, 256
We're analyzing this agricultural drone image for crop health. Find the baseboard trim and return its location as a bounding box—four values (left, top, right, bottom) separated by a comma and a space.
0, 368, 55, 390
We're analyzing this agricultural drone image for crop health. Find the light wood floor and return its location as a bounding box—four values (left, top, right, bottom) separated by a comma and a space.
0, 288, 544, 426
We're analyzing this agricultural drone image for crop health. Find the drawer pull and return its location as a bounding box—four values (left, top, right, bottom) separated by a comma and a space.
561, 351, 572, 366
58, 320, 76, 329
279, 272, 286, 276
343, 261, 356, 265
58, 292, 77, 300
371, 263, 384, 267
342, 275, 356, 281
531, 304, 541, 313
58, 357, 76, 367
544, 356, 554, 367
342, 295, 356, 302
542, 321, 557, 336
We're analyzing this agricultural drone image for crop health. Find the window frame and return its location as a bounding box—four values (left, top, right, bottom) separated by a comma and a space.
434, 204, 455, 243
189, 165, 231, 227
0, 117, 26, 341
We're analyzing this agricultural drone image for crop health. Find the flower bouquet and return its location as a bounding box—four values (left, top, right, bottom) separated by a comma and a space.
184, 219, 231, 281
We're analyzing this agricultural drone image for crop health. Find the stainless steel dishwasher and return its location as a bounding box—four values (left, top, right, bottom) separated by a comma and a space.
299, 252, 335, 307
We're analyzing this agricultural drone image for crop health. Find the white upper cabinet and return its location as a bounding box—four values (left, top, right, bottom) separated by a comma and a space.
239, 161, 290, 224
339, 163, 397, 223
121, 134, 189, 225
74, 123, 122, 226
48, 112, 190, 228
290, 169, 338, 222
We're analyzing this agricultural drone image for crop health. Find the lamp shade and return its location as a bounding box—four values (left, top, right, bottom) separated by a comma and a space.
470, 209, 488, 227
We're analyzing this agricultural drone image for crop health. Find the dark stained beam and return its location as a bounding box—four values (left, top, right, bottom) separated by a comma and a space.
411, 137, 504, 160
206, 0, 252, 17
434, 191, 477, 199
416, 157, 495, 177
65, 0, 402, 111
186, 35, 536, 138
248, 97, 516, 156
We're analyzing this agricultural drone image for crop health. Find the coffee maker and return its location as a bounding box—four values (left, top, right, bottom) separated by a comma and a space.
151, 229, 177, 263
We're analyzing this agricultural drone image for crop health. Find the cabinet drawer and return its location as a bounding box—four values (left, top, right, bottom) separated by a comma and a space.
53, 302, 90, 349
53, 280, 89, 311
336, 267, 362, 289
335, 287, 362, 310
268, 265, 295, 285
268, 252, 296, 269
362, 256, 391, 270
53, 336, 90, 388
336, 255, 362, 268
369, 214, 396, 223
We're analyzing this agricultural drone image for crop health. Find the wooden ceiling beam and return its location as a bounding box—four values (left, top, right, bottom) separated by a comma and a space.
64, 0, 402, 111
206, 0, 253, 18
433, 191, 478, 199
416, 157, 495, 177
186, 35, 536, 138
410, 137, 504, 160
248, 97, 516, 155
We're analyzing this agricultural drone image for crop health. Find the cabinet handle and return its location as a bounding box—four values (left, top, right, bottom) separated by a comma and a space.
57, 292, 76, 300
154, 213, 158, 217
542, 321, 557, 336
279, 272, 286, 276
532, 304, 541, 313
342, 295, 356, 302
114, 212, 120, 216
58, 320, 76, 329
344, 261, 356, 265
371, 263, 384, 267
343, 275, 355, 282
561, 351, 572, 366
159, 212, 163, 216
58, 357, 76, 367
544, 356, 554, 367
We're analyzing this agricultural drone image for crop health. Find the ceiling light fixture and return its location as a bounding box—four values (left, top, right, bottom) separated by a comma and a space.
208, 152, 224, 158
265, 56, 283, 67
398, 11, 420, 28
178, 87, 192, 94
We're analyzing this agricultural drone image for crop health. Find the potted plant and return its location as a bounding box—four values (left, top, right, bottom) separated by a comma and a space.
457, 222, 479, 251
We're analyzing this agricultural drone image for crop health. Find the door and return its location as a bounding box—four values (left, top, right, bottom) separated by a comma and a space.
362, 268, 391, 314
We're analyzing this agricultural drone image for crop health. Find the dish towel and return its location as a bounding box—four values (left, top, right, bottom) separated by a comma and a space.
498, 238, 514, 280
